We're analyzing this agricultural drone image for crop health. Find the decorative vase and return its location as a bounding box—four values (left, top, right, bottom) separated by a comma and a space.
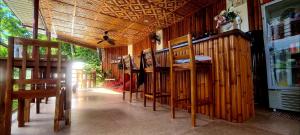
220, 20, 239, 33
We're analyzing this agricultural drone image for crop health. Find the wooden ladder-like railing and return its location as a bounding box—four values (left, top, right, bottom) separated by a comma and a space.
0, 37, 72, 135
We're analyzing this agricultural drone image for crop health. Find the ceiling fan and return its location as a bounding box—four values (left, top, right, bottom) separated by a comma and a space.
96, 31, 116, 45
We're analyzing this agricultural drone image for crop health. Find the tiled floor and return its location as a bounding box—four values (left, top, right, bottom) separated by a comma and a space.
11, 88, 300, 135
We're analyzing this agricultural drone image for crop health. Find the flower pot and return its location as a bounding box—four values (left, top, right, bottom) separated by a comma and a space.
220, 21, 239, 33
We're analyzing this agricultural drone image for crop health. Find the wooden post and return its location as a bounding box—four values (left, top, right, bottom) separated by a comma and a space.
54, 44, 62, 132
33, 0, 39, 39
32, 0, 40, 115
3, 37, 14, 135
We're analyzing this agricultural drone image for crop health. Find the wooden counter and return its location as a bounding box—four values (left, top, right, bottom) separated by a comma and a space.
155, 30, 254, 123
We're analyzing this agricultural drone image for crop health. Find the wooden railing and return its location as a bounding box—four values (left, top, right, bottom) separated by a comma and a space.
72, 69, 97, 88
0, 37, 72, 135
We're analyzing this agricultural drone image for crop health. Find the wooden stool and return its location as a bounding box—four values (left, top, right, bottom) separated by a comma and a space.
142, 48, 170, 111
168, 33, 214, 127
122, 55, 142, 103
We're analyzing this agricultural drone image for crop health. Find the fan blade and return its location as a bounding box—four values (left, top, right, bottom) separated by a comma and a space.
97, 40, 104, 44
107, 38, 115, 45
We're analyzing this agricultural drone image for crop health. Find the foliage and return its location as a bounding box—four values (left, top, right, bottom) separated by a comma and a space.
0, 45, 7, 57
73, 46, 101, 73
0, 0, 31, 44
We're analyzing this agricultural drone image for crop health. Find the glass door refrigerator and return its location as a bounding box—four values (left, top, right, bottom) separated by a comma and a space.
262, 0, 300, 112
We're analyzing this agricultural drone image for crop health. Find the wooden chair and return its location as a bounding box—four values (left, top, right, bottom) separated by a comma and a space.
122, 55, 142, 103
2, 37, 71, 135
168, 33, 214, 127
142, 48, 170, 111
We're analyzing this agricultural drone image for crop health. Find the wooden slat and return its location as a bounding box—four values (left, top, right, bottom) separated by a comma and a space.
12, 89, 57, 99
173, 54, 190, 60
14, 37, 59, 47
169, 34, 188, 46
13, 79, 58, 84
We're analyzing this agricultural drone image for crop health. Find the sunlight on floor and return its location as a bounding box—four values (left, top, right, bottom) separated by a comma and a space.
87, 88, 121, 95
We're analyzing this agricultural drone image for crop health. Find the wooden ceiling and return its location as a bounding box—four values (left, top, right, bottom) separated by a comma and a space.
11, 0, 218, 48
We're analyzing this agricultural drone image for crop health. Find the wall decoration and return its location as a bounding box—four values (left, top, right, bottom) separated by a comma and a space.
228, 0, 246, 7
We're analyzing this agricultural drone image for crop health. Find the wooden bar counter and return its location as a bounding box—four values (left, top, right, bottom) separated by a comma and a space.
155, 30, 254, 123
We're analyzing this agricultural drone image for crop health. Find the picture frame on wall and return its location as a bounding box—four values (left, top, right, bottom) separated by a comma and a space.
228, 0, 246, 7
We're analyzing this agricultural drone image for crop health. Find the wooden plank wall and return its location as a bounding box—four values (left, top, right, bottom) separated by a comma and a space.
132, 36, 155, 65
248, 0, 263, 31
162, 0, 226, 48
155, 34, 254, 122
102, 47, 128, 79
247, 0, 273, 31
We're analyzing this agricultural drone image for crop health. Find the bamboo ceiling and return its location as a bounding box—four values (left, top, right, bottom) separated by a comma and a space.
5, 0, 217, 48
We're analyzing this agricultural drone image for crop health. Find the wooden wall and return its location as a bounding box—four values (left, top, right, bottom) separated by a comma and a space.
130, 0, 273, 64
102, 47, 128, 79
162, 0, 226, 48
132, 36, 156, 66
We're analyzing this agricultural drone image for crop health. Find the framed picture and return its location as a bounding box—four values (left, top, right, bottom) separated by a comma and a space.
228, 0, 246, 7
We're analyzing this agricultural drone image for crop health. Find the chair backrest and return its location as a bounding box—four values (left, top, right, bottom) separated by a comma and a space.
168, 33, 195, 66
142, 48, 156, 69
2, 37, 67, 134
7, 37, 62, 96
122, 55, 133, 71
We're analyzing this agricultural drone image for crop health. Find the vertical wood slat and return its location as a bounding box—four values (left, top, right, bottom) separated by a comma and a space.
213, 39, 220, 118
17, 45, 28, 127
102, 47, 128, 79
54, 43, 62, 132
224, 36, 231, 121
229, 35, 237, 122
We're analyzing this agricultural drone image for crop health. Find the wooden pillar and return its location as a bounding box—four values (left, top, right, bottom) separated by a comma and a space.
97, 48, 103, 71
3, 37, 14, 135
32, 0, 41, 114
33, 0, 39, 39
24, 0, 40, 121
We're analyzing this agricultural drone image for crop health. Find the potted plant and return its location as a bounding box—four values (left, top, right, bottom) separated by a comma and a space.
214, 7, 242, 33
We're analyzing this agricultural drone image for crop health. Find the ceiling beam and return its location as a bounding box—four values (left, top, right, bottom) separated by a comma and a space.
56, 34, 97, 50
70, 0, 77, 36
33, 0, 39, 39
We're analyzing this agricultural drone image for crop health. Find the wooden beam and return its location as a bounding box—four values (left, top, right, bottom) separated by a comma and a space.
33, 0, 39, 39
12, 89, 57, 99
56, 35, 97, 50
22, 24, 45, 31
70, 0, 77, 36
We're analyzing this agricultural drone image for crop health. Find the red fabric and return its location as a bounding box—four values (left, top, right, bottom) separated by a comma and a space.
102, 73, 137, 93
